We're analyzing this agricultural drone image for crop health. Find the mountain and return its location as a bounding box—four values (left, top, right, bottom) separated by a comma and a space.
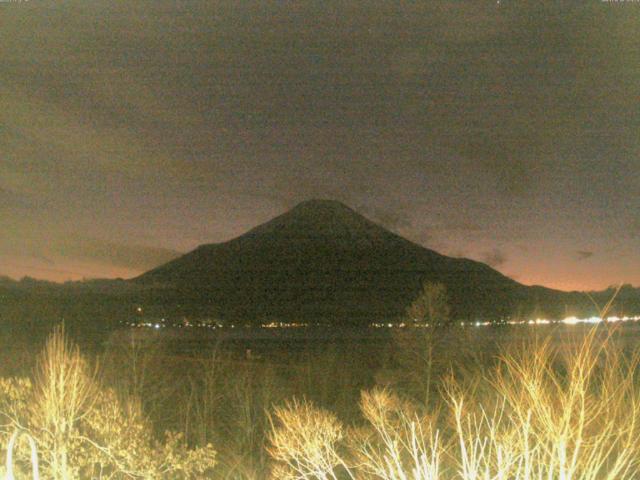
134, 199, 594, 324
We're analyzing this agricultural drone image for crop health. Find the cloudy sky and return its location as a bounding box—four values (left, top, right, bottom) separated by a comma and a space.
1, 1, 638, 291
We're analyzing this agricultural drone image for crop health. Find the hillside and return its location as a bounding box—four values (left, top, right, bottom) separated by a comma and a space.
135, 200, 592, 324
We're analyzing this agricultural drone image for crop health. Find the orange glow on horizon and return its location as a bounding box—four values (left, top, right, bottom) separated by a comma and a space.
2, 257, 632, 293
0, 256, 139, 283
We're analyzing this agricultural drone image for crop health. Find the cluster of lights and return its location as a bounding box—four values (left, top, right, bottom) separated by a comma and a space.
261, 322, 309, 328
176, 318, 224, 329
125, 303, 640, 330
125, 322, 231, 330
127, 322, 166, 330
371, 322, 411, 328
175, 323, 223, 329
470, 315, 640, 327
562, 314, 640, 325
371, 315, 640, 329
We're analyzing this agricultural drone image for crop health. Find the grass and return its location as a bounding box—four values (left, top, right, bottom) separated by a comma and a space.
0, 326, 216, 479
268, 326, 640, 479
1, 322, 640, 478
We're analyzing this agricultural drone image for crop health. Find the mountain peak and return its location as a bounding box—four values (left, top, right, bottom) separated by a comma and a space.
243, 199, 383, 241
135, 199, 571, 324
290, 199, 353, 213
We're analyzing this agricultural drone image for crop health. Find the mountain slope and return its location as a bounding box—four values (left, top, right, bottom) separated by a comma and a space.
135, 200, 589, 323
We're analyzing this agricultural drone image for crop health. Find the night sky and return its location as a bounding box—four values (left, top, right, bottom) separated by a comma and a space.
1, 1, 638, 291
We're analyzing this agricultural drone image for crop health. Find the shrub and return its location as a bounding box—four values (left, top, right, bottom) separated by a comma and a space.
268, 327, 640, 479
0, 326, 217, 479
268, 398, 346, 480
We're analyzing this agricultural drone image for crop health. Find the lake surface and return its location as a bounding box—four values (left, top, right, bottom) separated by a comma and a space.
107, 321, 640, 361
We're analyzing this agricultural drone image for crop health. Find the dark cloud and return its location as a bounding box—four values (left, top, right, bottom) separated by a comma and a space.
0, 185, 32, 211
51, 237, 182, 271
0, 187, 16, 207
0, 261, 88, 280
630, 219, 640, 240
411, 222, 485, 251
32, 254, 55, 266
355, 205, 413, 233
577, 251, 595, 261
449, 249, 471, 259
482, 248, 508, 268
0, 230, 181, 274
428, 222, 484, 236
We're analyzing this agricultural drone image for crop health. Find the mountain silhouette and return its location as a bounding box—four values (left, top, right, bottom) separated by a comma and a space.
135, 200, 590, 324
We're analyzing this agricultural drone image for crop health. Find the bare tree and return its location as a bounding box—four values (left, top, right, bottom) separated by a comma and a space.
406, 281, 451, 328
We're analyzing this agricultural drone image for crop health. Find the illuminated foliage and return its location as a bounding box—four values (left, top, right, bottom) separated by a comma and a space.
0, 327, 216, 479
269, 328, 640, 479
268, 399, 346, 480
